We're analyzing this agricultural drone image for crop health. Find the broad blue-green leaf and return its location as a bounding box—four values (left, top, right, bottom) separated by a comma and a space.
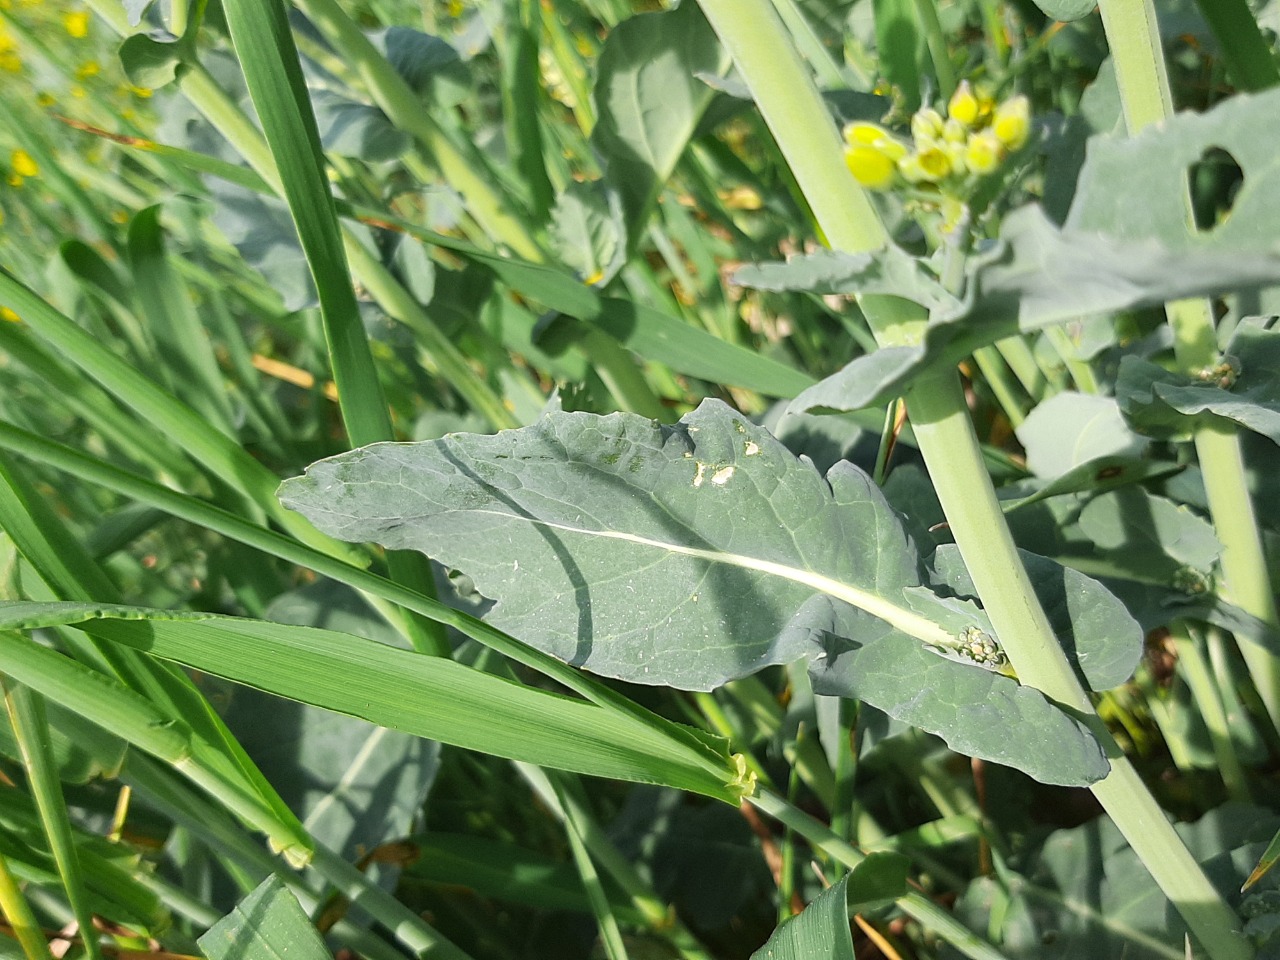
310, 90, 409, 163
198, 876, 330, 960
279, 400, 1109, 785
752, 90, 1280, 415
1029, 0, 1097, 21
0, 699, 126, 785
209, 183, 316, 312
810, 626, 1108, 785
592, 1, 729, 246
1117, 317, 1280, 443
374, 27, 471, 109
928, 545, 1144, 692
997, 456, 1181, 514
750, 873, 855, 960
122, 0, 155, 27
775, 205, 1280, 414
1066, 88, 1280, 248
1078, 488, 1221, 593
953, 802, 1277, 958
1015, 393, 1149, 479
733, 245, 955, 314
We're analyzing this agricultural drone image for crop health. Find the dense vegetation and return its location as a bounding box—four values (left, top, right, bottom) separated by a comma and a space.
3, 0, 1280, 957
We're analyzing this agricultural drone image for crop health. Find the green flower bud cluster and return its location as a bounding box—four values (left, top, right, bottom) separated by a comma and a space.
843, 81, 1031, 194
955, 625, 1008, 668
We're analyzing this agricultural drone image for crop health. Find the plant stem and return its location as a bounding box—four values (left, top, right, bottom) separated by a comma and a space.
1170, 623, 1250, 803
914, 0, 957, 98
0, 848, 53, 960
1, 680, 105, 960
1192, 0, 1280, 93
1099, 0, 1280, 736
750, 790, 1009, 960
695, 1, 1251, 955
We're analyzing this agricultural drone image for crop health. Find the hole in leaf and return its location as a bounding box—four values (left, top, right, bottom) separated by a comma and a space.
1188, 146, 1244, 232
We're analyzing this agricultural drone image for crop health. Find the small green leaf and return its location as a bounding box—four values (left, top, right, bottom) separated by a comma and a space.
592, 1, 729, 247
549, 181, 626, 284
118, 34, 187, 90
1244, 829, 1280, 891
198, 876, 330, 960
750, 873, 855, 960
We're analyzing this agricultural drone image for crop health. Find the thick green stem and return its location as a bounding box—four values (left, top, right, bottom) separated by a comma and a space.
697, 1, 1250, 954
1100, 0, 1280, 735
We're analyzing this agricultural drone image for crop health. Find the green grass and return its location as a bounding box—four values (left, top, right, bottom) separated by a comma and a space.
0, 1, 1279, 958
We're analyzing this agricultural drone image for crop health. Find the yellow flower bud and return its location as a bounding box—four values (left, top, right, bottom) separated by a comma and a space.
943, 140, 969, 176
1, 307, 20, 323
948, 81, 980, 127
993, 95, 1031, 150
915, 145, 952, 181
63, 10, 91, 38
942, 118, 967, 144
844, 122, 906, 158
964, 130, 1002, 174
845, 145, 897, 190
10, 148, 37, 178
844, 121, 886, 146
911, 108, 945, 144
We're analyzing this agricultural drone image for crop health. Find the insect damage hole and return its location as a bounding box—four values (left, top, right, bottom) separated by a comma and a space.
1188, 146, 1244, 232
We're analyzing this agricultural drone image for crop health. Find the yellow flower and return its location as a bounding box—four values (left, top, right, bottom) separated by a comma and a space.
63, 10, 91, 38
0, 51, 21, 73
964, 130, 1002, 174
75, 59, 100, 80
130, 85, 153, 99
993, 95, 1031, 150
948, 81, 980, 127
845, 145, 898, 189
10, 148, 38, 178
1, 306, 19, 323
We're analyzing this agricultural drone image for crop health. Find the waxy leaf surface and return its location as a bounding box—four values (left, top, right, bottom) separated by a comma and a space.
281, 400, 1109, 785
1118, 317, 1280, 444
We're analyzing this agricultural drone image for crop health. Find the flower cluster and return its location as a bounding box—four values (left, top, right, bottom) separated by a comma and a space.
843, 81, 1031, 194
